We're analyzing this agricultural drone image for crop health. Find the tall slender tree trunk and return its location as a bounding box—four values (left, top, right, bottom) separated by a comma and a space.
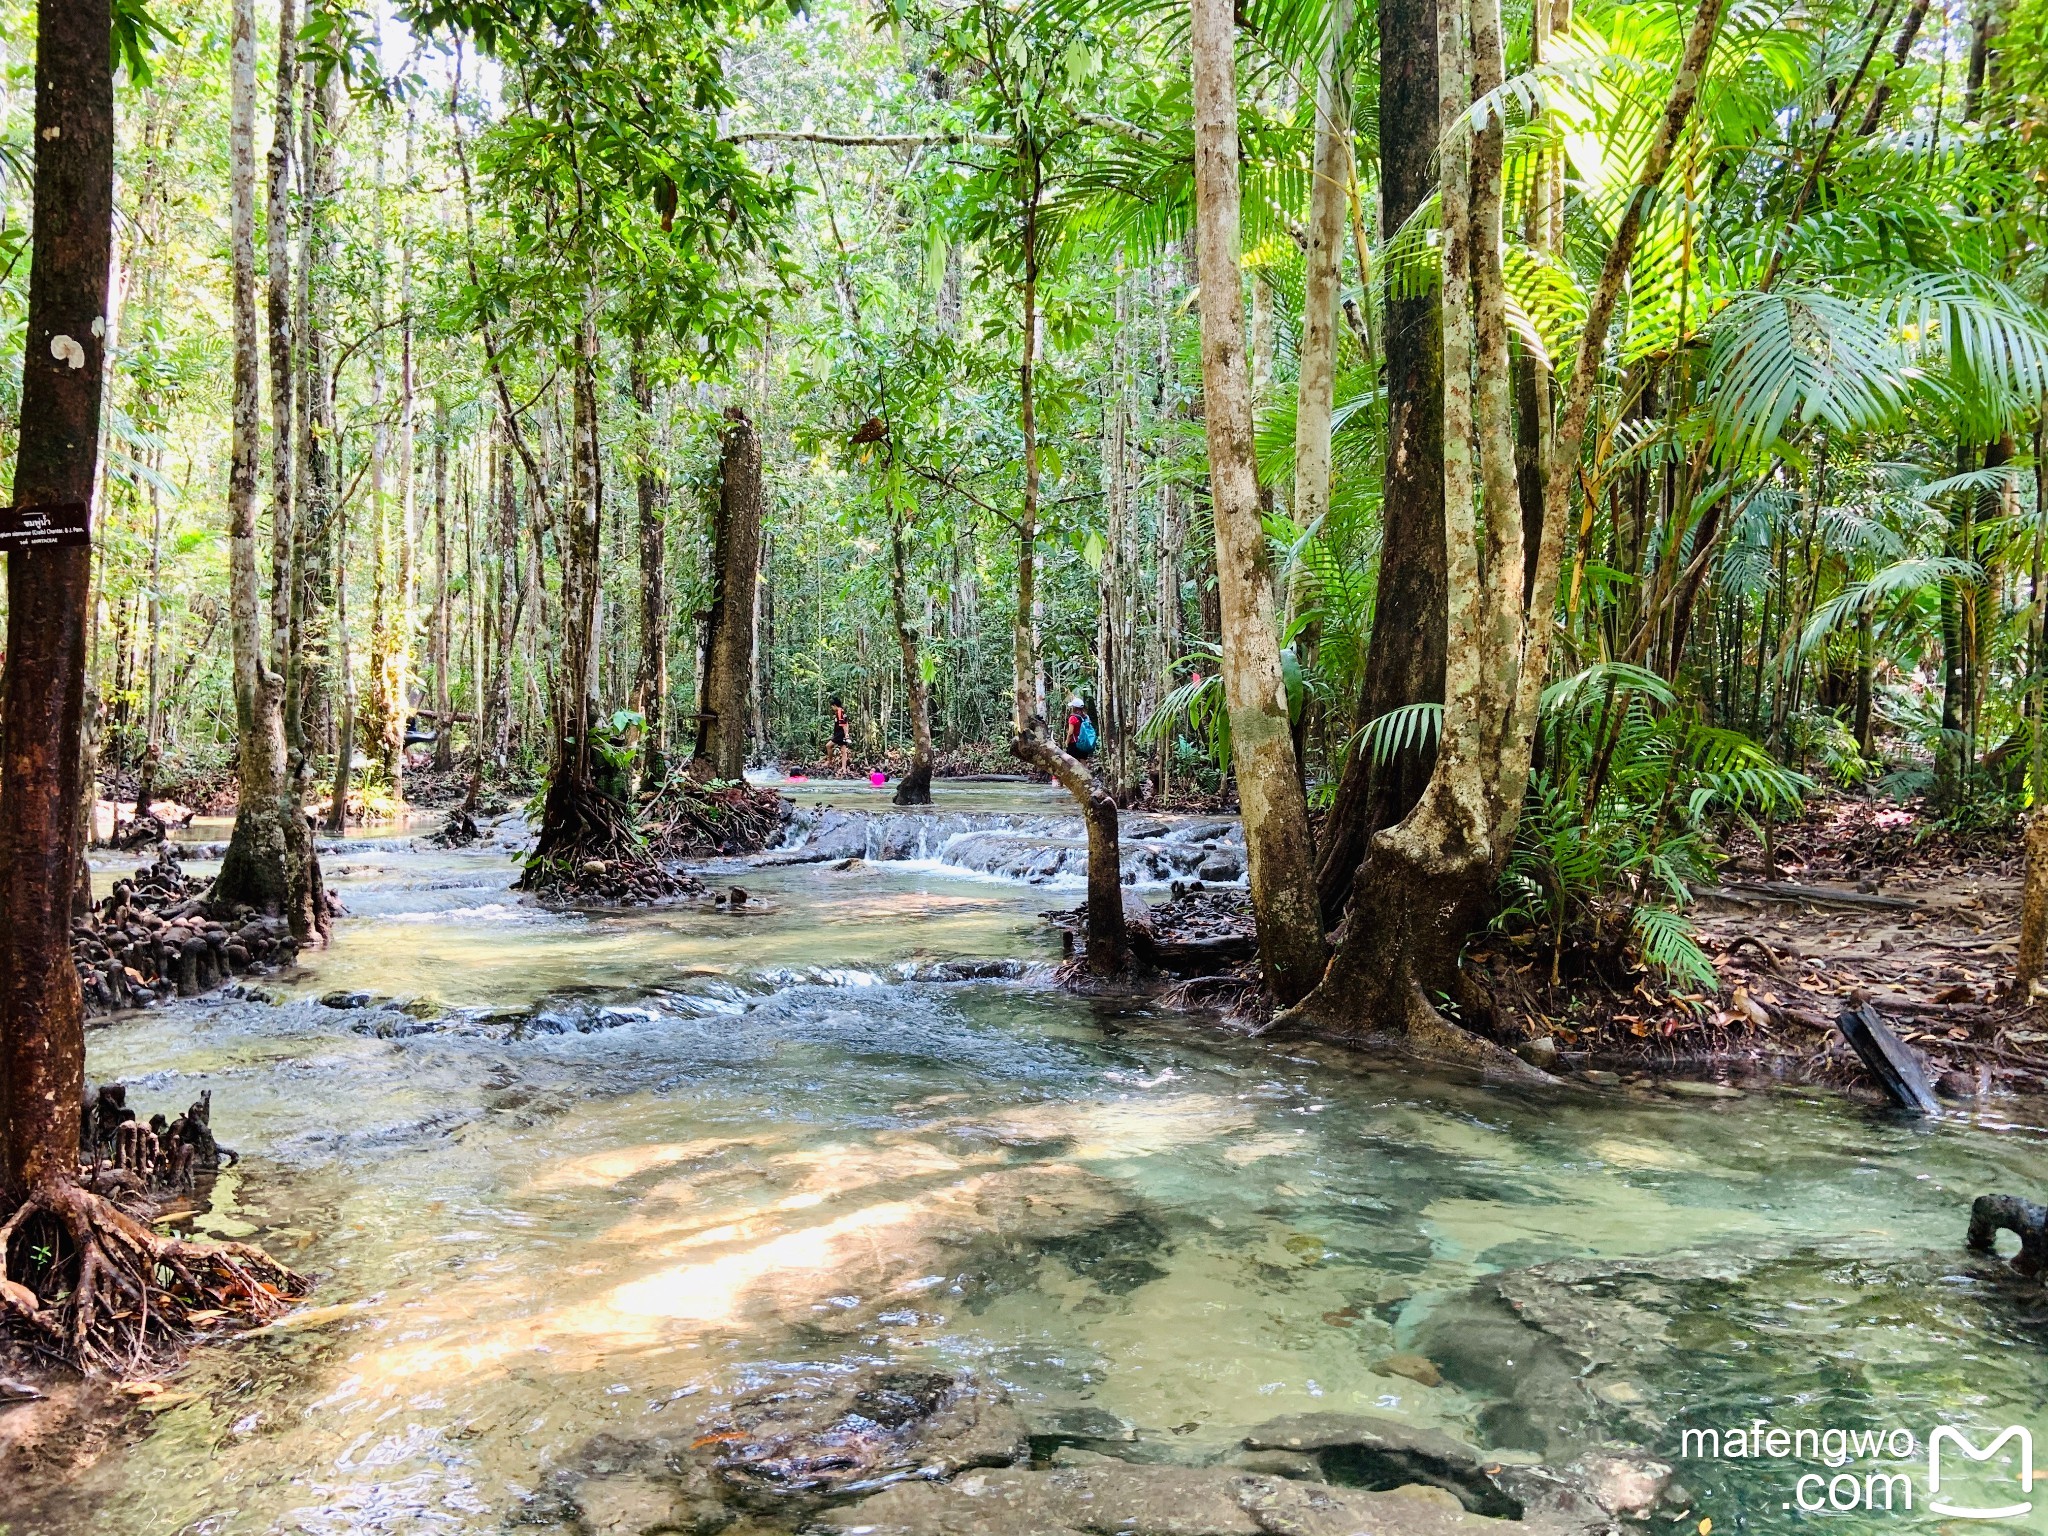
1006, 154, 1127, 976
486, 424, 520, 771
1098, 277, 1140, 803
888, 475, 937, 811
0, 0, 113, 1203
630, 352, 670, 783
267, 0, 295, 687
290, 74, 338, 766
889, 502, 935, 805
431, 398, 453, 770
1314, 0, 1446, 925
215, 0, 326, 940
1189, 0, 1327, 1004
390, 160, 417, 803
328, 491, 355, 833
1291, 0, 1353, 536
693, 407, 762, 783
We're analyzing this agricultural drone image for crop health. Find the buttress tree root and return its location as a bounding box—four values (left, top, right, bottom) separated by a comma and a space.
0, 1181, 304, 1375
518, 779, 701, 905
0, 1087, 305, 1376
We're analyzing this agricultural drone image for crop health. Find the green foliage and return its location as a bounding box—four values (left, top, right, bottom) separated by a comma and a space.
1501, 670, 1810, 992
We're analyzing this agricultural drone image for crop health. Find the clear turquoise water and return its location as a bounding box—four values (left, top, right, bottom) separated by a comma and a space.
30, 795, 2048, 1535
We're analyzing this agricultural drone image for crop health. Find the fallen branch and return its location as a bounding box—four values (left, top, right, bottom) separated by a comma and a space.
1710, 880, 1921, 910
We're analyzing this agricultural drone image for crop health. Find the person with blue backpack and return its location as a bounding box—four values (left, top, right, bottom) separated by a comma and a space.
1064, 696, 1099, 759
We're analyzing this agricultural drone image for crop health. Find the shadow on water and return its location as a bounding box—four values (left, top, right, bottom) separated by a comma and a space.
30, 794, 2048, 1535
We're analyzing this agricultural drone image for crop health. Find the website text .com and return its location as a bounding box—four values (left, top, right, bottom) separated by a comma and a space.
1679, 1423, 2037, 1518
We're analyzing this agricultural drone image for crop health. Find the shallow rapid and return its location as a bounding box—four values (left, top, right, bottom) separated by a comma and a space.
28, 780, 2048, 1535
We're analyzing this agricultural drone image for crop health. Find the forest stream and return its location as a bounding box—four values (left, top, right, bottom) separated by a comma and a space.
12, 780, 2048, 1536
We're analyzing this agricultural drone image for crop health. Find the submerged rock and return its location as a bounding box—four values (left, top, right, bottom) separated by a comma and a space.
1241, 1413, 1519, 1517
550, 1430, 730, 1536
813, 1463, 1532, 1536
693, 1367, 1027, 1511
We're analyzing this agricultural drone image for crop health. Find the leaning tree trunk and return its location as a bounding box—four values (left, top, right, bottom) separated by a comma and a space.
692, 406, 762, 784
890, 506, 935, 805
1006, 163, 1127, 976
1314, 0, 1444, 925
0, 0, 112, 1204
214, 0, 326, 941
1190, 0, 1326, 1004
629, 353, 670, 784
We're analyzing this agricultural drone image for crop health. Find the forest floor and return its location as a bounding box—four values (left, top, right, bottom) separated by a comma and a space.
1477, 795, 2043, 1099
1114, 795, 2044, 1103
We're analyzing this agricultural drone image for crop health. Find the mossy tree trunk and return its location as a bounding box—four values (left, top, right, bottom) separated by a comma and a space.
1280, 0, 1727, 1068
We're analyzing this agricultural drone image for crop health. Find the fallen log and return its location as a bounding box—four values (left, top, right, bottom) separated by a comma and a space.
1713, 880, 1921, 910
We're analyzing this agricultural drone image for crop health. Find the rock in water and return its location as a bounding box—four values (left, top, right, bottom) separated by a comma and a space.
1372, 1353, 1445, 1388
696, 1367, 1027, 1510
1967, 1192, 2048, 1276
814, 1464, 1529, 1536
1241, 1413, 1517, 1517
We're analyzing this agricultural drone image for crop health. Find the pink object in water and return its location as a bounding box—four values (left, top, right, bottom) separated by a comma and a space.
870, 771, 888, 786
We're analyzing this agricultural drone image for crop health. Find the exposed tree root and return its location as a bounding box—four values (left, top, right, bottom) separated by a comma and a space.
0, 1179, 305, 1377
519, 784, 701, 904
641, 776, 790, 859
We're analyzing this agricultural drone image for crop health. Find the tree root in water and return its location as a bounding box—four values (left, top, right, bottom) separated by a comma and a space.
520, 787, 703, 905
0, 1179, 305, 1376
642, 776, 791, 859
73, 845, 307, 1015
0, 1085, 308, 1376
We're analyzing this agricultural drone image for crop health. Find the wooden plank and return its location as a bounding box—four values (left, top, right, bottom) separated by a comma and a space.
1835, 1002, 1940, 1114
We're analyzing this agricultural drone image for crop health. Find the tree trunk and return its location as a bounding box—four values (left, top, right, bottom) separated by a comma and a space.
2020, 806, 2048, 993
214, 0, 326, 941
0, 0, 112, 1204
486, 424, 520, 772
266, 0, 295, 687
1098, 278, 1140, 803
1314, 0, 1446, 924
1189, 0, 1327, 1004
289, 74, 338, 767
692, 406, 761, 783
630, 353, 670, 784
890, 510, 934, 805
1006, 154, 1126, 975
1283, 0, 1727, 1063
1291, 0, 1353, 537
431, 398, 453, 770
328, 491, 355, 834
524, 343, 609, 872
391, 178, 417, 800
